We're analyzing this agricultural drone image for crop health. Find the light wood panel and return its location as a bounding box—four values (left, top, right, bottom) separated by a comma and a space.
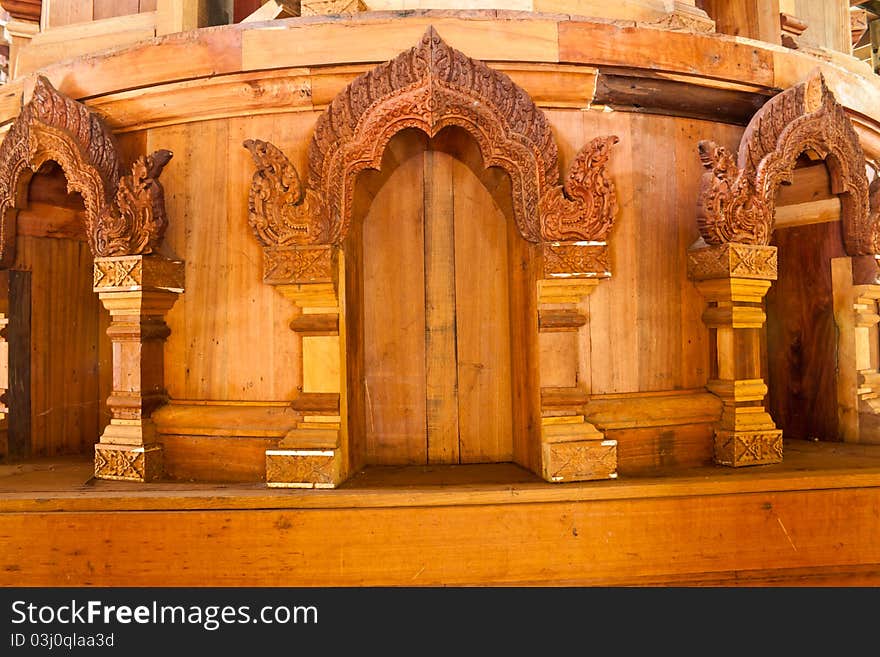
3, 455, 880, 585
361, 136, 427, 465
452, 148, 514, 463
552, 109, 738, 395
152, 115, 309, 402
423, 149, 460, 464
698, 0, 781, 44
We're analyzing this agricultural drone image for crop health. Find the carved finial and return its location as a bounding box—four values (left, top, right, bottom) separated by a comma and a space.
100, 149, 174, 255
696, 73, 879, 253
0, 76, 175, 262
243, 138, 324, 247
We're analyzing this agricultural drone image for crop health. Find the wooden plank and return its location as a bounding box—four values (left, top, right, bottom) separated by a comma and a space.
7, 270, 30, 459
612, 422, 714, 473
558, 21, 776, 88
362, 132, 427, 465
161, 435, 278, 482
89, 69, 313, 133
593, 73, 770, 125
767, 221, 846, 441
3, 482, 880, 585
16, 203, 87, 240
539, 332, 578, 388
35, 27, 242, 102
241, 16, 560, 71
19, 12, 158, 76
452, 149, 513, 463
584, 390, 722, 429
775, 161, 835, 207
774, 198, 842, 229
699, 0, 781, 44
424, 149, 460, 464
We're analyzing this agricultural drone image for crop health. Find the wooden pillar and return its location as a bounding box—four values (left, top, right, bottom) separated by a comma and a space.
688, 242, 782, 466
537, 242, 617, 482
832, 255, 880, 443
92, 255, 184, 482
262, 245, 348, 488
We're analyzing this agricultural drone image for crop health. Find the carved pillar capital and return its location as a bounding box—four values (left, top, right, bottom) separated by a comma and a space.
93, 255, 184, 482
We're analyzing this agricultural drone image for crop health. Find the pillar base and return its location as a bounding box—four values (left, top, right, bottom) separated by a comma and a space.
94, 443, 163, 482
540, 416, 617, 482
714, 429, 783, 467
266, 449, 342, 488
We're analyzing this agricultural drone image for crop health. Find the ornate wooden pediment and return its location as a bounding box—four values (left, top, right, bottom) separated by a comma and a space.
696, 72, 879, 255
0, 76, 173, 267
245, 26, 618, 247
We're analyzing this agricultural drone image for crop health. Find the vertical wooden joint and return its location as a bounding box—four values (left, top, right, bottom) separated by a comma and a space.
93, 255, 185, 482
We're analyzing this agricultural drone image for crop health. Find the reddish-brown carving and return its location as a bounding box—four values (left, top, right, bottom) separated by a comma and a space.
0, 76, 174, 267
697, 72, 878, 255
245, 26, 619, 246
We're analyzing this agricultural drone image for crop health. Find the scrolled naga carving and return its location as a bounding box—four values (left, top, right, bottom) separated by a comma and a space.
0, 76, 174, 266
244, 27, 619, 248
696, 72, 879, 255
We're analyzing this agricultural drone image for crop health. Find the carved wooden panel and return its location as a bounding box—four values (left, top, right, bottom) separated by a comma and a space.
0, 76, 174, 267
696, 72, 879, 256
245, 26, 619, 247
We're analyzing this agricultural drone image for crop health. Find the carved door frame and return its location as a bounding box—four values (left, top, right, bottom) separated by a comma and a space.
689, 72, 880, 465
0, 77, 183, 481
245, 26, 621, 487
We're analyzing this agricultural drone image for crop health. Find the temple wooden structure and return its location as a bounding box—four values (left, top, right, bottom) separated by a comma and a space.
1, 0, 880, 585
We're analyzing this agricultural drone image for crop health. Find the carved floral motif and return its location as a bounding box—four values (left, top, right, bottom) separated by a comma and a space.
0, 77, 174, 266
245, 27, 619, 247
542, 242, 610, 277
714, 431, 783, 467
263, 245, 334, 285
687, 242, 778, 281
696, 72, 878, 255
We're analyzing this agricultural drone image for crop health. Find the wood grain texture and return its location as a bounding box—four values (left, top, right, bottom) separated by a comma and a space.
423, 149, 459, 464
452, 146, 513, 463
6, 270, 30, 459
767, 220, 847, 441
361, 136, 427, 465
698, 0, 781, 44
3, 460, 880, 584
10, 236, 108, 457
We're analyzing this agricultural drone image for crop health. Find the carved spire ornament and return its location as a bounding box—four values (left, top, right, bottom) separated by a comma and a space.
244, 26, 619, 248
696, 72, 879, 255
0, 76, 174, 266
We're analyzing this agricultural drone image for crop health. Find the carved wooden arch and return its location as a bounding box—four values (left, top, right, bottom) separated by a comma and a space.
0, 76, 174, 268
244, 26, 618, 248
696, 72, 879, 255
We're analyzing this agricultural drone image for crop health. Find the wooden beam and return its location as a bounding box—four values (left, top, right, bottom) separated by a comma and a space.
7, 271, 30, 459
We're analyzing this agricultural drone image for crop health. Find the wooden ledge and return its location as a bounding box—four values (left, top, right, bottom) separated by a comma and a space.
1, 440, 880, 513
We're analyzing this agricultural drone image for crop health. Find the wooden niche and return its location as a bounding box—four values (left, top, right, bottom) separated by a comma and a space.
0, 76, 183, 481
688, 71, 880, 466
245, 26, 620, 487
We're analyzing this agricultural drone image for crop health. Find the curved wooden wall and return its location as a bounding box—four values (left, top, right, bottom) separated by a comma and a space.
3, 12, 880, 480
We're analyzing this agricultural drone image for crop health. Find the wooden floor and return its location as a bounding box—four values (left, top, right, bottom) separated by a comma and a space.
2, 439, 880, 586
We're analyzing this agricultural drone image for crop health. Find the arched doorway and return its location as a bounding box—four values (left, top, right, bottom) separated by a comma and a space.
766, 156, 844, 442
1, 161, 111, 460
245, 27, 621, 486
345, 127, 521, 466
689, 72, 880, 465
